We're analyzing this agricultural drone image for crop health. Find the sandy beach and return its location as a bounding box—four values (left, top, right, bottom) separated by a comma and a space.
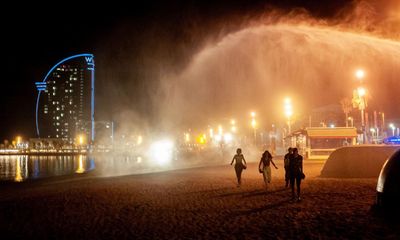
1, 159, 399, 239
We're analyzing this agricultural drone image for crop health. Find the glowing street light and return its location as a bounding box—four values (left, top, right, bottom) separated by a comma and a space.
230, 119, 237, 133
251, 118, 257, 128
353, 69, 368, 143
284, 97, 293, 134
231, 126, 237, 133
355, 69, 365, 80
357, 87, 366, 97
16, 136, 22, 145
78, 135, 84, 145
250, 111, 258, 144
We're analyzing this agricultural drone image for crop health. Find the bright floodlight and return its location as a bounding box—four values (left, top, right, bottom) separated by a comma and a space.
148, 139, 174, 166
389, 123, 395, 130
370, 128, 376, 133
250, 111, 256, 118
224, 133, 233, 143
330, 124, 335, 128
355, 69, 365, 79
215, 134, 222, 142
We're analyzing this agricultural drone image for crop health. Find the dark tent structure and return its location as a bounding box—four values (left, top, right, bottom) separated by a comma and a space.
376, 149, 400, 210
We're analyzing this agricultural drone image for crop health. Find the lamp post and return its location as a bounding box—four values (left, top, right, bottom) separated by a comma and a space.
353, 69, 367, 144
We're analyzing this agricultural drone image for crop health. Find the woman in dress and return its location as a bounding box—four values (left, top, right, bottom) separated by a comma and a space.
258, 150, 278, 189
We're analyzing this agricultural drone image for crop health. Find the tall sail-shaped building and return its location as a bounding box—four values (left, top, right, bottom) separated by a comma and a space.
35, 54, 95, 144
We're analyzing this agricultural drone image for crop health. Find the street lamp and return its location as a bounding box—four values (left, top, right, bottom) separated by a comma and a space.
284, 97, 293, 134
353, 69, 367, 144
355, 69, 365, 80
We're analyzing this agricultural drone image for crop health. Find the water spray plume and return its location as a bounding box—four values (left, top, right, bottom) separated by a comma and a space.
162, 23, 400, 125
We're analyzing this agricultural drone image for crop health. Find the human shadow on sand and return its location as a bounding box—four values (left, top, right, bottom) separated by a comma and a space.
216, 188, 287, 198
232, 199, 292, 217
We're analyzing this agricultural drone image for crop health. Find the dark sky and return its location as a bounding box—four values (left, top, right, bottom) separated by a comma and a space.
1, 0, 377, 140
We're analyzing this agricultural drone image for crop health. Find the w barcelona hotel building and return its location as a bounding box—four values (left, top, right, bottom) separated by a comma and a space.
35, 54, 95, 144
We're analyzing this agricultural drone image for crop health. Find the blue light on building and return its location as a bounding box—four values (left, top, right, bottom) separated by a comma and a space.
35, 54, 95, 143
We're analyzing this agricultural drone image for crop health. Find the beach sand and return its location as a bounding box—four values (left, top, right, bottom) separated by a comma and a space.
0, 159, 399, 239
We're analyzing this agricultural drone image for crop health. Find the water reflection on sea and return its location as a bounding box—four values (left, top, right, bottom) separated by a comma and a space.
0, 150, 228, 182
0, 155, 95, 182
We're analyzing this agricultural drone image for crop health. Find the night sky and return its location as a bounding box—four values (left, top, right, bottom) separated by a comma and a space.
2, 0, 396, 140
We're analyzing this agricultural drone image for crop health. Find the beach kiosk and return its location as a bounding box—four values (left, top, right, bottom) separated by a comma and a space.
305, 127, 358, 159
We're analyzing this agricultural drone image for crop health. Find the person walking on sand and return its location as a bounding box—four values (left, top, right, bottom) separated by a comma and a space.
284, 147, 293, 188
289, 148, 304, 202
258, 150, 278, 189
230, 148, 247, 187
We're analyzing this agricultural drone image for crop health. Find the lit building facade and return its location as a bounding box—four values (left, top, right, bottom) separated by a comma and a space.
35, 54, 95, 144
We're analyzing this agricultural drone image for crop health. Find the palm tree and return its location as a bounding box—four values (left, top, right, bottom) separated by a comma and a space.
340, 98, 353, 127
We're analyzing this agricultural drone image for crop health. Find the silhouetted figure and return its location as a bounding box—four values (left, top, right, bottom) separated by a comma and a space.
258, 150, 278, 189
230, 148, 247, 187
289, 148, 304, 202
284, 147, 293, 188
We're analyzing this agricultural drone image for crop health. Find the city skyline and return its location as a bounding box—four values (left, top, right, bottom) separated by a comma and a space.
2, 0, 400, 141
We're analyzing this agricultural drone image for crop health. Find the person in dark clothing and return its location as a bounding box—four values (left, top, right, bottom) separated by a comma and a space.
230, 148, 247, 187
258, 150, 278, 189
289, 148, 304, 202
284, 147, 293, 188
